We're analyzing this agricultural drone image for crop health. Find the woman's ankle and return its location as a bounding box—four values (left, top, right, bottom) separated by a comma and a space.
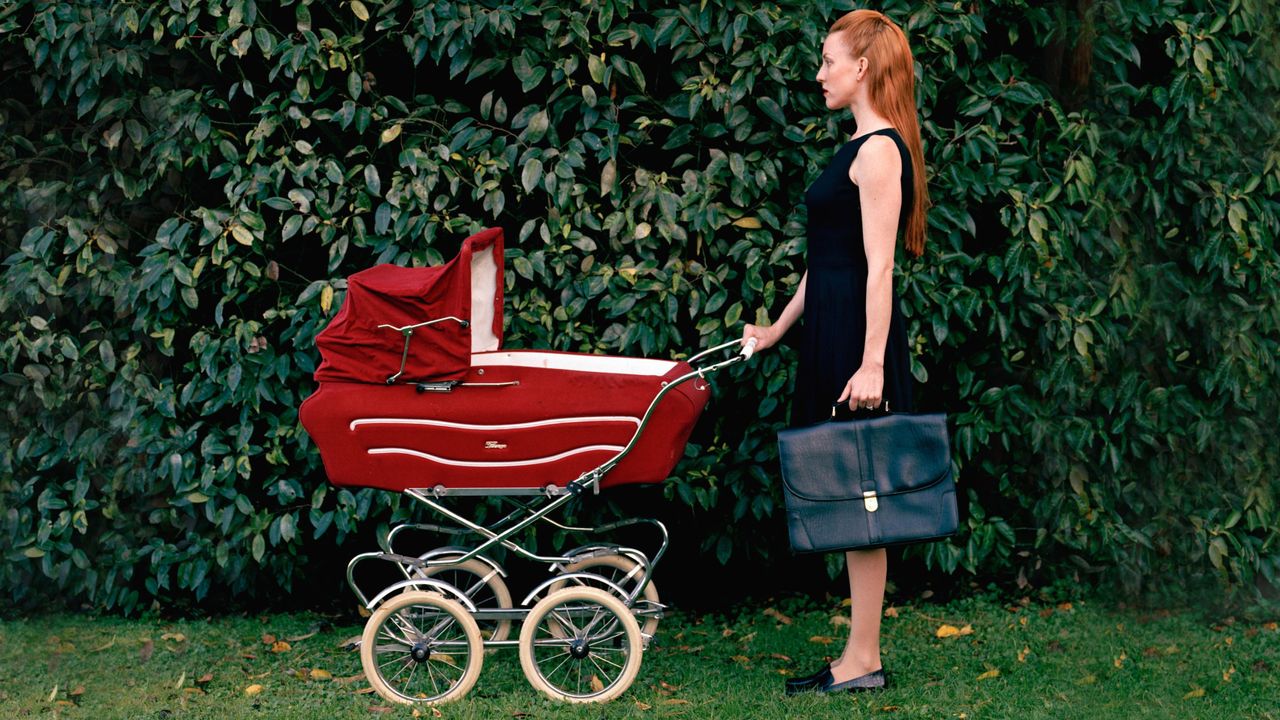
830, 654, 882, 680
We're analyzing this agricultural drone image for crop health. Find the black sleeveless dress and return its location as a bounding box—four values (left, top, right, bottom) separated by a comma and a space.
791, 128, 915, 428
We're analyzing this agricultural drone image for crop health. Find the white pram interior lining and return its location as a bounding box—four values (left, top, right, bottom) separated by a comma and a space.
470, 248, 500, 352
473, 351, 678, 376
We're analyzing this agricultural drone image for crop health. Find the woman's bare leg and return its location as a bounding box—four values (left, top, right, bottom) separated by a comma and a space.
830, 547, 886, 681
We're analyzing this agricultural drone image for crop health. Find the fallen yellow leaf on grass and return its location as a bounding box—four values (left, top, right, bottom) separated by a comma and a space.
1114, 652, 1127, 668
976, 669, 1000, 680
271, 641, 291, 653
731, 655, 751, 664
1183, 687, 1205, 700
1018, 647, 1031, 662
1223, 666, 1236, 683
662, 698, 690, 705
936, 624, 974, 639
589, 675, 604, 692
1076, 674, 1097, 686
261, 634, 276, 645
1058, 602, 1074, 612
310, 669, 332, 680
1264, 622, 1277, 632
883, 606, 899, 618
763, 608, 793, 625
831, 615, 851, 627
809, 635, 834, 645
244, 684, 264, 697
162, 632, 187, 643
634, 700, 652, 710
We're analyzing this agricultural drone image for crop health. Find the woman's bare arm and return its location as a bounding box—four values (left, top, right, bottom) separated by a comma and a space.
838, 135, 901, 409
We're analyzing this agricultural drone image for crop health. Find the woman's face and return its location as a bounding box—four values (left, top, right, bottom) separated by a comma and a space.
815, 33, 866, 110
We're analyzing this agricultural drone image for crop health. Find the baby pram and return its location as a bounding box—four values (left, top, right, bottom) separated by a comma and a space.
300, 227, 755, 705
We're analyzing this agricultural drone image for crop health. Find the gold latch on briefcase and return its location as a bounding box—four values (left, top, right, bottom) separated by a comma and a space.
863, 490, 879, 512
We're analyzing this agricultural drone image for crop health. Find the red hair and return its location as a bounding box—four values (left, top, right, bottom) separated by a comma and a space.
830, 10, 930, 257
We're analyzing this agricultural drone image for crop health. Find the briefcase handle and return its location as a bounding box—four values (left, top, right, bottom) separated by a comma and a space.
830, 399, 891, 420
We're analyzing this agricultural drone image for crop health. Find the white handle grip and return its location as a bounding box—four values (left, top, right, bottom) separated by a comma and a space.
740, 337, 759, 360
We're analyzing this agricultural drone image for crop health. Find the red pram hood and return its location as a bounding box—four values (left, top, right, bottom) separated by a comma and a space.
313, 227, 504, 384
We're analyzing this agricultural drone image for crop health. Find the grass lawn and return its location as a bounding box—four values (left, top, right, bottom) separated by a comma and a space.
1, 590, 1277, 720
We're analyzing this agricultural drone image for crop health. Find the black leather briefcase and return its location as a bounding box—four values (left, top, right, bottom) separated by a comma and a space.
776, 412, 958, 553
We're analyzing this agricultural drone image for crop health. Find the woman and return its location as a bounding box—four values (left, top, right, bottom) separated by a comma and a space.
741, 9, 929, 695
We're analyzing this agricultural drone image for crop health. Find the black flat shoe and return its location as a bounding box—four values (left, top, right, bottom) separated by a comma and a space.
783, 665, 832, 696
816, 668, 887, 694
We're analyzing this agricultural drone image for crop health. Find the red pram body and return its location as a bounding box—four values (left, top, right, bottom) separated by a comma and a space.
300, 228, 710, 492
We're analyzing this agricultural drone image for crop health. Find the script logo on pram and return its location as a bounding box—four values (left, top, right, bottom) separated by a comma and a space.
484, 440, 508, 450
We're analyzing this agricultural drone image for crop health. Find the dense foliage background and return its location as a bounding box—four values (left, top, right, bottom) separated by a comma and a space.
2, 0, 1278, 613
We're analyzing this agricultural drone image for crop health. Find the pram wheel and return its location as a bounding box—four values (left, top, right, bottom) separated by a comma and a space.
360, 591, 484, 705
415, 557, 513, 642
518, 586, 643, 703
549, 554, 661, 638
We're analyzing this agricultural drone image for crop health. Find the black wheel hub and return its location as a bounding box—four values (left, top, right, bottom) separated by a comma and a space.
569, 640, 590, 659
410, 642, 431, 663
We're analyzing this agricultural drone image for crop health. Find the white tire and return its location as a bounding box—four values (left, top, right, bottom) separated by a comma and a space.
518, 586, 643, 703
360, 591, 483, 705
548, 553, 661, 637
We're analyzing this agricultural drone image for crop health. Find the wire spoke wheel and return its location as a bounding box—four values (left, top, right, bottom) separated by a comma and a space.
416, 557, 513, 643
360, 591, 483, 705
518, 587, 642, 703
549, 554, 661, 637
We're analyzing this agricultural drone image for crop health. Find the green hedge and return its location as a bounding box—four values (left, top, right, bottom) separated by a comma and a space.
1, 0, 1278, 612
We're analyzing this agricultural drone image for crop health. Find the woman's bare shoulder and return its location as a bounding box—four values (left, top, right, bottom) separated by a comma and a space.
848, 135, 902, 186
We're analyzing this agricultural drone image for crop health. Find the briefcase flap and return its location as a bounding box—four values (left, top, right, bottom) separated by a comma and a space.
777, 413, 950, 502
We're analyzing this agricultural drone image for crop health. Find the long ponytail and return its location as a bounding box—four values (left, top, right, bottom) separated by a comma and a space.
830, 10, 929, 257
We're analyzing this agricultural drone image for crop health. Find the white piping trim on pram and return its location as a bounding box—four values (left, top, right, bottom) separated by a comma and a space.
349, 415, 642, 432
471, 351, 677, 376
366, 445, 625, 468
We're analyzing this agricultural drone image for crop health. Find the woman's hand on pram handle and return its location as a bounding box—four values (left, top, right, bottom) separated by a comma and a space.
741, 324, 781, 354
